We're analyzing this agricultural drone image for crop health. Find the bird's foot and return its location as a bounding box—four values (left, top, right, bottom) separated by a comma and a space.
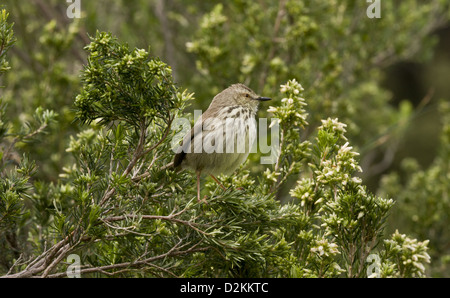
197, 195, 208, 204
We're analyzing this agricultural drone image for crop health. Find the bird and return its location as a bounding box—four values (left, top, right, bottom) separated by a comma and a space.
173, 83, 271, 202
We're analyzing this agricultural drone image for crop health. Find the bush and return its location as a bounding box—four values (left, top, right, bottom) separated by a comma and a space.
1, 27, 431, 277
1, 1, 449, 277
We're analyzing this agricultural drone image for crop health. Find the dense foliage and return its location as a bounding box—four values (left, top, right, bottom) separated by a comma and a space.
0, 1, 449, 277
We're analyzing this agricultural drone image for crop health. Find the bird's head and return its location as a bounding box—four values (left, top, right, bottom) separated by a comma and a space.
210, 83, 271, 111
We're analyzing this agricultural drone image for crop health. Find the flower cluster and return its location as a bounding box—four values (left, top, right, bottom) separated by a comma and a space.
315, 141, 362, 185
267, 79, 308, 128
313, 118, 362, 186
305, 236, 344, 277
383, 230, 431, 277
318, 117, 348, 141
289, 178, 316, 207
262, 79, 311, 193
263, 168, 280, 182
310, 238, 340, 258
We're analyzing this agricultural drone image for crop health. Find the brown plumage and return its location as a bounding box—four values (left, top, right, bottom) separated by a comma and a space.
174, 83, 271, 202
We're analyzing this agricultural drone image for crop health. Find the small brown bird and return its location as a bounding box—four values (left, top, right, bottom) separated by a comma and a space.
174, 83, 271, 202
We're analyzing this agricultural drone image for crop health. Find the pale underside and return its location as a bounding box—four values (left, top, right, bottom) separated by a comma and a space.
177, 106, 257, 176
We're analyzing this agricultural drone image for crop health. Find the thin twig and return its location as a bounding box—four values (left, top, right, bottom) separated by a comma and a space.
104, 213, 210, 235
46, 241, 209, 278
140, 116, 174, 158
1, 122, 49, 166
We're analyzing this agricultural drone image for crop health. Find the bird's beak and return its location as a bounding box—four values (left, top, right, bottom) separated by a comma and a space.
256, 96, 271, 101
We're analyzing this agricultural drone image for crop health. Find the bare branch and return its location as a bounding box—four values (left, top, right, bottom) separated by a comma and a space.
45, 241, 209, 278
103, 210, 209, 236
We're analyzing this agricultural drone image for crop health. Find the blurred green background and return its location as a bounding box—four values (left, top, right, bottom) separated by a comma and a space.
0, 0, 449, 276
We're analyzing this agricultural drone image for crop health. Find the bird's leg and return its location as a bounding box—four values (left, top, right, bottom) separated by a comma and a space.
196, 170, 208, 204
209, 174, 227, 191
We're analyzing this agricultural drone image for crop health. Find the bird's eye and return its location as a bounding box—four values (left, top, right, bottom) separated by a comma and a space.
245, 93, 250, 98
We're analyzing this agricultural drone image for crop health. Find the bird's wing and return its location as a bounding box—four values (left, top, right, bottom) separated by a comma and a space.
173, 108, 223, 168
173, 125, 195, 168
